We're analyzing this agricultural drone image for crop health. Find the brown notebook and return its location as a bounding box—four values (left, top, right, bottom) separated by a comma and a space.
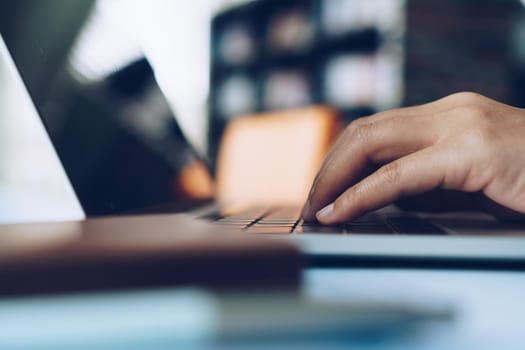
0, 214, 303, 296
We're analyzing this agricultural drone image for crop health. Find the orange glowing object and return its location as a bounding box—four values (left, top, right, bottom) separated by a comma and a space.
216, 106, 341, 207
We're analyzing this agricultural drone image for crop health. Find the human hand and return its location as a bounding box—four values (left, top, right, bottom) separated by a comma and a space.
301, 92, 525, 224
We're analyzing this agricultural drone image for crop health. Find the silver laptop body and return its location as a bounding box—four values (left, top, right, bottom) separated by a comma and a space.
2, 32, 525, 269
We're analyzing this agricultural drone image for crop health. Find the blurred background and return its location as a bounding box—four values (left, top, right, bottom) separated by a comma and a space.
207, 0, 525, 167
2, 0, 525, 221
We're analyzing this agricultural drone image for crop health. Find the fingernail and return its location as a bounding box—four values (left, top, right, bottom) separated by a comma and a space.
316, 203, 334, 222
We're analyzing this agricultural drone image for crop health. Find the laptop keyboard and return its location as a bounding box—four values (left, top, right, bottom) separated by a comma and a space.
205, 206, 446, 235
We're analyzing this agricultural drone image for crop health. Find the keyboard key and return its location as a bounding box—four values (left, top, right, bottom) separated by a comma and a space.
293, 224, 345, 234
214, 222, 248, 229
245, 226, 293, 234
257, 220, 297, 226
217, 218, 254, 225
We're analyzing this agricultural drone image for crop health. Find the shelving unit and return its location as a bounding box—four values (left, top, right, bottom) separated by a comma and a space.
208, 0, 406, 168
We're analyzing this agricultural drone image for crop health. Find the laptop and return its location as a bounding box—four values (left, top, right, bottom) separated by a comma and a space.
0, 33, 306, 296
2, 27, 525, 271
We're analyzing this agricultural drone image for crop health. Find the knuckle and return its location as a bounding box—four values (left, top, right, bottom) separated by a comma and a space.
345, 118, 365, 133
345, 118, 373, 141
461, 126, 499, 156
448, 91, 487, 104
456, 104, 490, 123
379, 161, 402, 185
454, 105, 494, 135
334, 187, 362, 214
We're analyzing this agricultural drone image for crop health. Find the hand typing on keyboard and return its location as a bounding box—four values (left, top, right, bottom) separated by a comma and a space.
302, 92, 525, 224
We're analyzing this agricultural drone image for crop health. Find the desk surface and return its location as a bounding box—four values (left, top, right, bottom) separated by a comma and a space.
1, 268, 524, 349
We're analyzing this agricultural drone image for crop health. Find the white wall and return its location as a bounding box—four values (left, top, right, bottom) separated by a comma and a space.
71, 0, 254, 155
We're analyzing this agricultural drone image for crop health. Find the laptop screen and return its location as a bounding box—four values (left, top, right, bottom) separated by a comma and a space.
0, 1, 207, 216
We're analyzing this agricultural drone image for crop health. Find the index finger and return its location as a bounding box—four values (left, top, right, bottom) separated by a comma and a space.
315, 144, 450, 224
301, 103, 453, 221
